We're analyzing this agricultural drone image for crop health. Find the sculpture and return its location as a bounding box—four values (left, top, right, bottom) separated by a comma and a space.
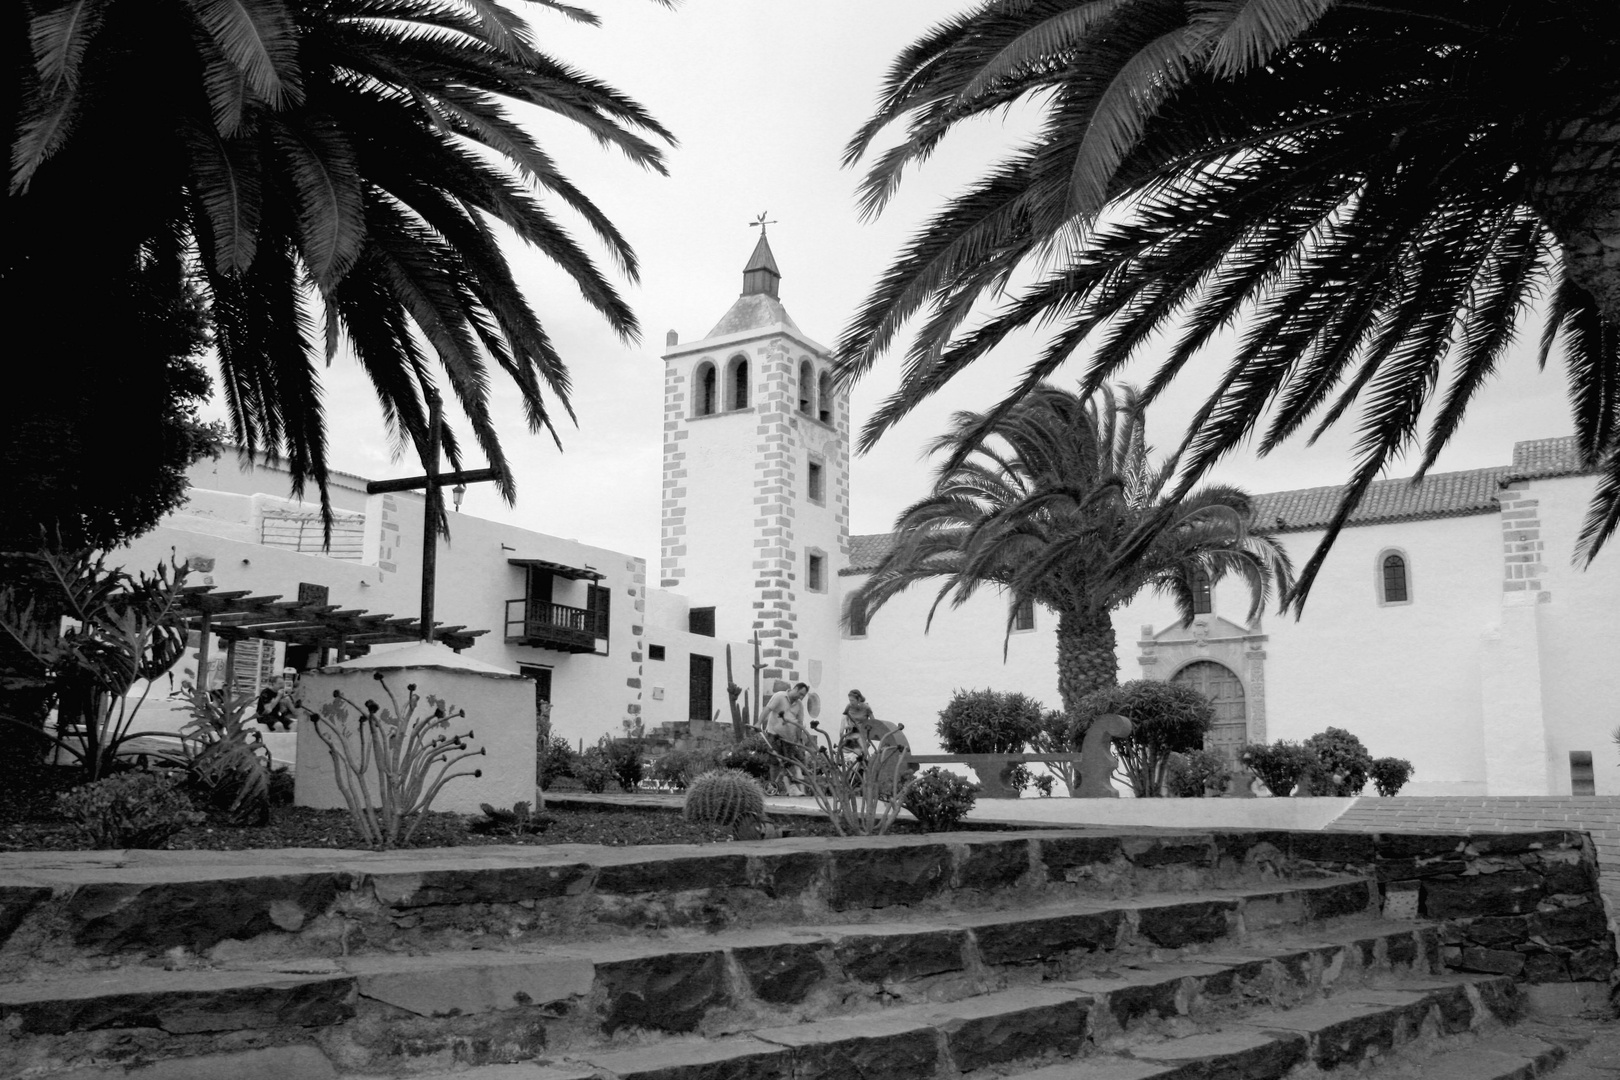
1077, 713, 1132, 798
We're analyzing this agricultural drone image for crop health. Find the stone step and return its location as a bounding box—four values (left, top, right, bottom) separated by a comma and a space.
0, 904, 1442, 1078
377, 973, 1519, 1080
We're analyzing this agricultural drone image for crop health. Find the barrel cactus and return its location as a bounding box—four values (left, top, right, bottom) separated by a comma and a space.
683, 768, 766, 831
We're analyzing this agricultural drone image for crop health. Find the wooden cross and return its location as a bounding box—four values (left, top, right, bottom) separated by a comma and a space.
365, 389, 502, 641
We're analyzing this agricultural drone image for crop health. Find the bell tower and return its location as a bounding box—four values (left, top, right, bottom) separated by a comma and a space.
659, 229, 849, 706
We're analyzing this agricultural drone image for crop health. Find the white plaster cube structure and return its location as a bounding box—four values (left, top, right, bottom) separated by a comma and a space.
295, 643, 535, 815
658, 231, 850, 725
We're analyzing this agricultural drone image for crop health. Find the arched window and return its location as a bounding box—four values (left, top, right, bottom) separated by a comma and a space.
1378, 550, 1411, 605
798, 360, 813, 414
693, 361, 717, 416
818, 371, 833, 423
726, 355, 749, 410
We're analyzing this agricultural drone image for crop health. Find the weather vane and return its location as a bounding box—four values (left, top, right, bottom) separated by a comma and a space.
749, 211, 776, 237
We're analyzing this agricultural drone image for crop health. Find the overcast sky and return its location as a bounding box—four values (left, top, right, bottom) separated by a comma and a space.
203, 0, 1575, 559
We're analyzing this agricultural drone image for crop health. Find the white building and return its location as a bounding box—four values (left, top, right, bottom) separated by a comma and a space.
125, 236, 1620, 795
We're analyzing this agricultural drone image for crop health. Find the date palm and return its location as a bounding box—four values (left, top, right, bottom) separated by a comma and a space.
9, 0, 673, 515
845, 384, 1293, 714
839, 0, 1619, 609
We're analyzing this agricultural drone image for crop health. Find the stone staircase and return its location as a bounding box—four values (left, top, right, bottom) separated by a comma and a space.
0, 825, 1612, 1079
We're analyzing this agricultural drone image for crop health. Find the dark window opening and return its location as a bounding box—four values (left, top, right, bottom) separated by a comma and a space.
807, 553, 825, 592
798, 360, 813, 414
818, 371, 833, 423
846, 599, 868, 637
695, 363, 717, 416
1382, 554, 1408, 603
1191, 570, 1212, 615
519, 664, 553, 704
1571, 751, 1595, 796
648, 644, 666, 661
586, 583, 611, 639
1013, 596, 1036, 631
808, 460, 824, 503
297, 582, 329, 607
689, 654, 714, 722
728, 357, 749, 409
689, 606, 716, 637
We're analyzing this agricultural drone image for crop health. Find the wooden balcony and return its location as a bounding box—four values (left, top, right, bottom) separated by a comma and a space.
505, 599, 603, 653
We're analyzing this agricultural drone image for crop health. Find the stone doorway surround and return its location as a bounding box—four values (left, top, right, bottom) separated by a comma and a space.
1136, 615, 1268, 747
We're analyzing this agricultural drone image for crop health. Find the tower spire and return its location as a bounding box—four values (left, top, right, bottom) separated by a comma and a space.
743, 212, 781, 298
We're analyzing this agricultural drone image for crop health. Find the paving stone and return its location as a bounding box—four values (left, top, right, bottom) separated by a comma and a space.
1566, 944, 1616, 981
1243, 997, 1411, 1069
1540, 859, 1595, 894
1424, 872, 1544, 919
1121, 835, 1216, 869
1526, 905, 1609, 945
1012, 1059, 1182, 1080
1460, 946, 1528, 976
732, 941, 827, 1004
1399, 1040, 1561, 1080
1209, 831, 1292, 866
833, 927, 966, 982
1376, 834, 1468, 860
747, 850, 826, 898
1466, 831, 1576, 856
1131, 1027, 1308, 1080
582, 1035, 791, 1079
1345, 983, 1473, 1034
954, 837, 1030, 890
1462, 915, 1532, 947
1238, 889, 1305, 932
970, 910, 1121, 965
349, 952, 595, 1016
0, 968, 354, 1035
67, 874, 348, 953
1039, 835, 1125, 878
1301, 879, 1374, 919
0, 884, 50, 945
1063, 965, 1210, 1030
926, 987, 1087, 1071
1520, 950, 1571, 983
826, 845, 950, 909
1134, 899, 1236, 948
373, 864, 592, 907
1377, 857, 1468, 880
595, 854, 750, 895
1291, 832, 1376, 864
754, 1013, 939, 1080
59, 1044, 340, 1079
409, 1066, 597, 1080
596, 950, 727, 1034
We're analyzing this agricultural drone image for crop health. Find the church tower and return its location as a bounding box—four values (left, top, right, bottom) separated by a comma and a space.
660, 231, 850, 711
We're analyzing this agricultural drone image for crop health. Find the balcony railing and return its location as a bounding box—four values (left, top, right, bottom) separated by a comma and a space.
505, 599, 604, 653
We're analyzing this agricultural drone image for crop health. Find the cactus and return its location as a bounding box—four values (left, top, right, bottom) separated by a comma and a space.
683, 768, 766, 831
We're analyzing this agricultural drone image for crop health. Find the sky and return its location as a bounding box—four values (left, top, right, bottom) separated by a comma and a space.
202, 0, 1575, 560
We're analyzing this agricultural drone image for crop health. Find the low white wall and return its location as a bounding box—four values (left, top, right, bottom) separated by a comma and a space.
952, 796, 1361, 830
296, 654, 534, 816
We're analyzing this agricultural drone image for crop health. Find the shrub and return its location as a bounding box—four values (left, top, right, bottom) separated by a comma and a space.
1241, 741, 1316, 797
936, 688, 1043, 755
1166, 749, 1231, 797
267, 765, 295, 806
470, 801, 552, 836
537, 735, 578, 791
1070, 681, 1214, 797
176, 689, 273, 825
683, 769, 767, 832
603, 738, 645, 792
1033, 773, 1056, 797
719, 732, 775, 782
902, 767, 979, 832
575, 747, 614, 793
56, 769, 204, 848
651, 747, 722, 791
1370, 757, 1415, 797
1302, 727, 1373, 796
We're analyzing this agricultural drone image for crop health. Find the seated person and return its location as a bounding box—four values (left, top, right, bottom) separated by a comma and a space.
255, 674, 299, 731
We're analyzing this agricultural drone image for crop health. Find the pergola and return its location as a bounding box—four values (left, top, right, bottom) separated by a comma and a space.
176, 584, 487, 691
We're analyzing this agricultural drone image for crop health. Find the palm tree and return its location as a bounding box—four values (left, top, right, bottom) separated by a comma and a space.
838, 0, 1619, 609
9, 0, 674, 519
845, 384, 1293, 714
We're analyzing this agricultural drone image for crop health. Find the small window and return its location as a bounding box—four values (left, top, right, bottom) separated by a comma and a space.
807, 552, 825, 592
688, 607, 715, 637
818, 371, 833, 424
798, 360, 813, 414
1377, 549, 1412, 605
648, 644, 666, 661
1012, 596, 1035, 631
693, 361, 717, 416
1190, 570, 1212, 615
807, 459, 825, 503
1570, 751, 1595, 796
845, 598, 868, 637
726, 356, 749, 410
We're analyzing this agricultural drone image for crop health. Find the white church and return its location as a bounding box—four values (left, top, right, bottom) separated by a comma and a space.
123, 234, 1620, 798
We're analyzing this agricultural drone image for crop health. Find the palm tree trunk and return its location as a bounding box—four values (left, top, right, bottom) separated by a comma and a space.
1530, 90, 1620, 321
1055, 608, 1118, 715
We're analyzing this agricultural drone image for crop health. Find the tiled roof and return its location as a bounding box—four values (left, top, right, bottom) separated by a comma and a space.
841, 437, 1593, 572
706, 293, 801, 338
